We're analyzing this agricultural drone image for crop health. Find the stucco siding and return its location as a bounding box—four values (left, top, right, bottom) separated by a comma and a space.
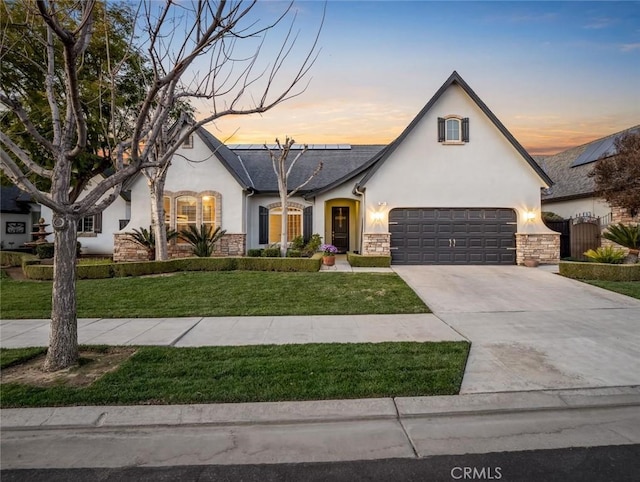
362, 84, 551, 234
543, 197, 612, 220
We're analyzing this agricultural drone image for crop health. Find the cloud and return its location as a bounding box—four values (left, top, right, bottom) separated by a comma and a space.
620, 43, 640, 52
583, 17, 616, 29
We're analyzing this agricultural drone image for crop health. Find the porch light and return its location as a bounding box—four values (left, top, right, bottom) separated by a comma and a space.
372, 211, 385, 221
525, 211, 536, 221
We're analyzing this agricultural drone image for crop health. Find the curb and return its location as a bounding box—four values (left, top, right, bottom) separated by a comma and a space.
2, 386, 639, 431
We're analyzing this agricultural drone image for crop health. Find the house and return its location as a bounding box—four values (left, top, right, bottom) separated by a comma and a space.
0, 185, 39, 250
47, 71, 560, 265
541, 125, 640, 224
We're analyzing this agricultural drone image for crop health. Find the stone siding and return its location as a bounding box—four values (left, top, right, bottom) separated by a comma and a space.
114, 233, 246, 262
362, 232, 391, 256
601, 204, 639, 252
516, 233, 560, 265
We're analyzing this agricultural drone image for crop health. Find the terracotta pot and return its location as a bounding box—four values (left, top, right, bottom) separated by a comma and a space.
322, 255, 336, 266
523, 258, 539, 268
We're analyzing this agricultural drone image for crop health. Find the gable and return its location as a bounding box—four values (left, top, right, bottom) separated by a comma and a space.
357, 71, 553, 189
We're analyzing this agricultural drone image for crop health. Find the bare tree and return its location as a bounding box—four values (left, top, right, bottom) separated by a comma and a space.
0, 0, 322, 370
266, 138, 322, 257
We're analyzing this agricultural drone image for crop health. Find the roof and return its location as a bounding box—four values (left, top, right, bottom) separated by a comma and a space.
356, 71, 554, 188
231, 145, 386, 194
1, 185, 33, 213
541, 125, 640, 203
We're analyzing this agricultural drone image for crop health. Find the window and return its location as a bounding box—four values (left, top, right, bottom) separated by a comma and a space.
176, 195, 197, 233
163, 196, 171, 225
438, 116, 469, 143
182, 135, 193, 149
268, 207, 302, 244
77, 213, 102, 234
202, 195, 215, 230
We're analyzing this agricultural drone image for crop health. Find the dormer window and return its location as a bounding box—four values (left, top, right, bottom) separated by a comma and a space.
438, 116, 469, 144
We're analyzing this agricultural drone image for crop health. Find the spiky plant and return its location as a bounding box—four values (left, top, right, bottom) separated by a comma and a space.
583, 246, 626, 264
129, 226, 178, 260
179, 225, 226, 257
602, 223, 639, 263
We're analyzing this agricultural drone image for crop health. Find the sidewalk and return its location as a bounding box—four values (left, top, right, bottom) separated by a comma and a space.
2, 386, 639, 468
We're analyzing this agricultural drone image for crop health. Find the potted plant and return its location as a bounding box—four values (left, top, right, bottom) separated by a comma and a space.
320, 243, 338, 266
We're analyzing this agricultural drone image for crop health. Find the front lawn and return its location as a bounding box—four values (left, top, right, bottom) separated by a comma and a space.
584, 280, 640, 300
0, 342, 469, 407
0, 271, 429, 318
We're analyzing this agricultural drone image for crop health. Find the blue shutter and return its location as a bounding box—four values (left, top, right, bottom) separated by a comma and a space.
303, 206, 313, 243
462, 117, 469, 142
437, 117, 445, 142
259, 206, 268, 244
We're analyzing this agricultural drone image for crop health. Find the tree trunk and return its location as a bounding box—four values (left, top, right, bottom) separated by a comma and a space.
150, 182, 168, 261
44, 214, 79, 371
280, 187, 288, 257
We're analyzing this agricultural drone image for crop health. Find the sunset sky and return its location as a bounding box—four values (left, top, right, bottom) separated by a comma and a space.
203, 1, 640, 155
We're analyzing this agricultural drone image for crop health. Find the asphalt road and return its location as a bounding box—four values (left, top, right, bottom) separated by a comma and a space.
2, 444, 638, 482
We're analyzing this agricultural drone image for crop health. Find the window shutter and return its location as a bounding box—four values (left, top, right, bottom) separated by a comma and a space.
437, 117, 445, 142
303, 206, 313, 243
94, 212, 102, 233
462, 117, 469, 142
259, 206, 268, 244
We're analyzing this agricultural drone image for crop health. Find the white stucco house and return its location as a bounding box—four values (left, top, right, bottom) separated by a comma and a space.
43, 71, 560, 264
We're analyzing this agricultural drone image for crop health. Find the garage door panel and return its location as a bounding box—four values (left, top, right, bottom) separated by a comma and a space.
389, 208, 516, 265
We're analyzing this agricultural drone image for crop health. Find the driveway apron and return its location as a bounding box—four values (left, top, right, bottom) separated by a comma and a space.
393, 265, 640, 394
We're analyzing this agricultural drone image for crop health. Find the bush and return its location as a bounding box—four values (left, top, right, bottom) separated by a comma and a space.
35, 243, 55, 259
247, 249, 263, 257
179, 225, 226, 257
1, 251, 36, 267
171, 257, 236, 272
302, 234, 322, 257
77, 264, 113, 279
559, 261, 640, 281
286, 249, 302, 258
290, 236, 305, 250
262, 247, 281, 258
347, 252, 391, 267
236, 255, 321, 272
583, 246, 626, 264
111, 260, 175, 277
23, 264, 54, 280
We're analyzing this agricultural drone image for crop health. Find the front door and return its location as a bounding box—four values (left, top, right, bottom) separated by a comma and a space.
331, 206, 349, 253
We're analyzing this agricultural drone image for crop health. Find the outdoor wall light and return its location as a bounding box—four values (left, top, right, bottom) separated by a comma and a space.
525, 211, 536, 221
371, 211, 385, 222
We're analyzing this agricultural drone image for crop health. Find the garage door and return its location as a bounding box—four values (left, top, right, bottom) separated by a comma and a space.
389, 208, 517, 265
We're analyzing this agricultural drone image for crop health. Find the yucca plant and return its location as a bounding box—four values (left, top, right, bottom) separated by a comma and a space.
583, 246, 626, 264
602, 223, 639, 263
179, 225, 226, 257
129, 226, 178, 260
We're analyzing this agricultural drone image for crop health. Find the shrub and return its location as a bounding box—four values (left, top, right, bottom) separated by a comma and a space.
262, 247, 281, 258
347, 252, 391, 267
302, 234, 322, 256
23, 264, 53, 280
1, 251, 36, 267
286, 249, 302, 258
236, 255, 321, 272
129, 226, 179, 260
179, 225, 226, 257
583, 246, 626, 264
290, 236, 305, 250
35, 243, 55, 259
112, 260, 175, 277
247, 249, 263, 257
171, 257, 236, 272
77, 264, 113, 279
560, 261, 640, 281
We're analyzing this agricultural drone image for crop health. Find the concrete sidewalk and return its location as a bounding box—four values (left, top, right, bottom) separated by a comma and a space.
0, 314, 465, 348
2, 386, 639, 468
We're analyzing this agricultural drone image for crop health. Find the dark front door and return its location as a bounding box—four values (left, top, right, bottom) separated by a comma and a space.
331, 206, 349, 253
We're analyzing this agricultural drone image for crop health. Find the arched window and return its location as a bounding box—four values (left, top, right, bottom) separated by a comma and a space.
438, 116, 469, 143
446, 118, 461, 142
268, 206, 302, 244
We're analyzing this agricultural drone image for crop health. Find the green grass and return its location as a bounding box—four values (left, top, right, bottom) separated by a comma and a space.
584, 280, 640, 300
0, 272, 429, 318
0, 342, 470, 407
0, 347, 47, 369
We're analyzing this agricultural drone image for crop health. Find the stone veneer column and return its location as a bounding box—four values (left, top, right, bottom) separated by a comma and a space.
362, 233, 391, 256
516, 233, 560, 265
601, 205, 639, 251
215, 233, 246, 256
113, 233, 152, 262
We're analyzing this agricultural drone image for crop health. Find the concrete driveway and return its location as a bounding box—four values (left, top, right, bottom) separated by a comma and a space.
393, 265, 640, 394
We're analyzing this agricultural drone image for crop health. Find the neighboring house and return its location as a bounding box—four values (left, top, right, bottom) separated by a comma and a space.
41, 71, 561, 265
541, 125, 640, 222
0, 185, 39, 249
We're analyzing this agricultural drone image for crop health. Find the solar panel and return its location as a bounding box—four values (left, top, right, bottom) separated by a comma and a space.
227, 143, 352, 150
571, 128, 639, 168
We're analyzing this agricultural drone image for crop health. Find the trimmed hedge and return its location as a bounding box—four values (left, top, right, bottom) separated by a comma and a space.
559, 261, 640, 281
262, 247, 281, 258
347, 252, 391, 268
236, 254, 322, 272
1, 251, 36, 267
21, 254, 323, 280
